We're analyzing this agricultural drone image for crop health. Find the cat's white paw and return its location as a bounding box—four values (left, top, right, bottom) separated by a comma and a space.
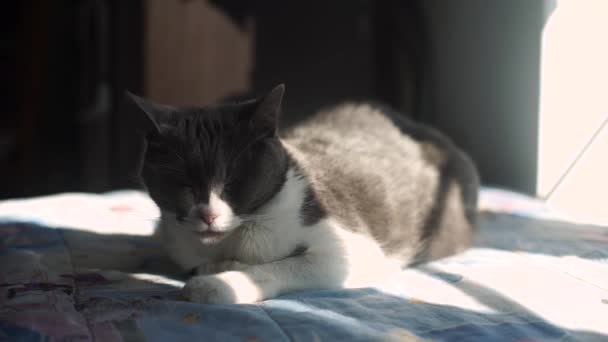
182, 271, 263, 304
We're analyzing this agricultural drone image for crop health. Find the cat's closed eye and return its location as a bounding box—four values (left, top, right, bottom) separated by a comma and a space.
178, 185, 195, 200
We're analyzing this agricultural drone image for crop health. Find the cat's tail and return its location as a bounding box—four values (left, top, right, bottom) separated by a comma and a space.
412, 140, 481, 265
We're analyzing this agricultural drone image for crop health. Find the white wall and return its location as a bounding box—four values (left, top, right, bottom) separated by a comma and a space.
537, 0, 608, 225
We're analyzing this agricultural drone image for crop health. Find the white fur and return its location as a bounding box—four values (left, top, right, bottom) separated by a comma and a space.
200, 191, 241, 231
156, 190, 243, 270
162, 168, 400, 304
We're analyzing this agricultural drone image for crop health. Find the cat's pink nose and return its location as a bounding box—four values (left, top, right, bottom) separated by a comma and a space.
197, 206, 219, 225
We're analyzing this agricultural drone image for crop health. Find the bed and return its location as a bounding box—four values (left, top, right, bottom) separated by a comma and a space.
1, 188, 607, 341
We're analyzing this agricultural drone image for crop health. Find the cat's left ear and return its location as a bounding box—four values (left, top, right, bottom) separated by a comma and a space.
125, 91, 173, 134
251, 84, 285, 134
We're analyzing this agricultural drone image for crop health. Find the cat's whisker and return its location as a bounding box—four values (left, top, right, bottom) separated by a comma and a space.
238, 213, 274, 223
176, 214, 274, 226
180, 217, 200, 224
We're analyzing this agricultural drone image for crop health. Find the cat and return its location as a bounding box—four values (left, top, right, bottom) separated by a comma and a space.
127, 84, 479, 304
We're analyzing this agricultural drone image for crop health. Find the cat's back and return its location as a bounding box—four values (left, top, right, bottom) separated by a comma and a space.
283, 103, 445, 179
282, 103, 479, 264
284, 103, 422, 160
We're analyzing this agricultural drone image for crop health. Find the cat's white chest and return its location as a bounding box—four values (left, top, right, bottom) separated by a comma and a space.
227, 222, 300, 264
227, 169, 310, 263
156, 221, 216, 270
158, 218, 301, 270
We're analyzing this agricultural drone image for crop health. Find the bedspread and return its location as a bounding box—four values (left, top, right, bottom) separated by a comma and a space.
1, 188, 607, 341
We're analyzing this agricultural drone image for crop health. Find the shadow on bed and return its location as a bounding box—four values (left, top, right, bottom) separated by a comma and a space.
414, 265, 607, 341
476, 213, 608, 258
265, 287, 608, 342
58, 227, 183, 277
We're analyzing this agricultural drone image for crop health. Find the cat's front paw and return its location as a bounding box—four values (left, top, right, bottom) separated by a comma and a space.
182, 271, 263, 304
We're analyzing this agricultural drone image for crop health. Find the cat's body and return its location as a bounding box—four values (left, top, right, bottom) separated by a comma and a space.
129, 85, 479, 304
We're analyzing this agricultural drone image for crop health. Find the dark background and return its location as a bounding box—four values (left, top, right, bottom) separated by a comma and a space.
1, 0, 553, 200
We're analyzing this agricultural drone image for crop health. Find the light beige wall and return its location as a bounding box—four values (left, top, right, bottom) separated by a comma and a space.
145, 0, 254, 105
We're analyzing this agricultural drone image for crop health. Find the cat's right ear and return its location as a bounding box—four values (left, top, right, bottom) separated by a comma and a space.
125, 91, 171, 134
249, 84, 285, 134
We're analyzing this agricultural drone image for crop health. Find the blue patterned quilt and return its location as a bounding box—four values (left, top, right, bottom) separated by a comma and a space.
1, 188, 607, 341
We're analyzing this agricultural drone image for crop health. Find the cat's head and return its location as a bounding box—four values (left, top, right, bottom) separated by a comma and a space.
128, 85, 288, 244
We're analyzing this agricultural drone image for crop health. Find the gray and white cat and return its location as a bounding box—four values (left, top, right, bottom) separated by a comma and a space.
128, 84, 479, 304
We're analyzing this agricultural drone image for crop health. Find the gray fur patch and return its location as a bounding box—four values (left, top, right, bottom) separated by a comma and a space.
287, 244, 309, 258
299, 185, 326, 226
